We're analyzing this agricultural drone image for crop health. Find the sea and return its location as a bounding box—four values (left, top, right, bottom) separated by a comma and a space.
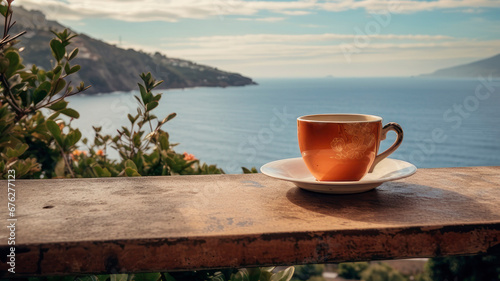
68, 77, 500, 174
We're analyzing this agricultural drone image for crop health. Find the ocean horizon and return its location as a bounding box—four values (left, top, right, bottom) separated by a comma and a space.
69, 77, 500, 174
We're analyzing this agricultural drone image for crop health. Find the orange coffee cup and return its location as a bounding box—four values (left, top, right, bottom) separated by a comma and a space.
297, 114, 403, 181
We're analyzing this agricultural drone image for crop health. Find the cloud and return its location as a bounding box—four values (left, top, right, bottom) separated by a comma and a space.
148, 32, 500, 77
16, 0, 500, 22
301, 24, 327, 28
460, 8, 485, 14
320, 0, 500, 14
276, 10, 312, 16
236, 17, 286, 22
171, 33, 455, 46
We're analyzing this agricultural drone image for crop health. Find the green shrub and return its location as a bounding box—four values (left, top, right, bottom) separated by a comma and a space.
291, 264, 324, 281
426, 255, 500, 281
0, 2, 88, 178
337, 262, 369, 280
0, 1, 223, 179
360, 263, 406, 281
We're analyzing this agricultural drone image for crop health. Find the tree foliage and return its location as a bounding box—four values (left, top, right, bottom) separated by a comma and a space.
426, 255, 500, 281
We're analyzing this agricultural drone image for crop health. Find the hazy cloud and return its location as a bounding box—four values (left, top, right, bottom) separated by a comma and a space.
151, 32, 500, 77
174, 33, 455, 45
16, 0, 500, 22
276, 10, 312, 16
236, 17, 286, 22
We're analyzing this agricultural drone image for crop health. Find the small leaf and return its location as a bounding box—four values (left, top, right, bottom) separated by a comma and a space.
242, 167, 259, 174
247, 268, 263, 281
53, 65, 62, 75
64, 129, 82, 147
5, 148, 17, 158
124, 167, 141, 177
94, 166, 111, 178
5, 51, 24, 78
19, 71, 37, 81
0, 5, 9, 17
64, 62, 71, 74
231, 269, 250, 281
48, 112, 61, 120
101, 168, 112, 178
152, 80, 164, 89
146, 101, 158, 112
46, 71, 54, 80
5, 51, 21, 78
77, 81, 86, 91
127, 114, 135, 124
159, 133, 170, 151
124, 159, 138, 170
139, 84, 148, 102
53, 79, 67, 95
0, 57, 9, 73
60, 108, 80, 118
134, 95, 143, 106
10, 159, 41, 179
15, 143, 29, 157
160, 273, 177, 281
144, 131, 156, 141
261, 267, 275, 272
50, 39, 65, 61
68, 48, 79, 60
49, 100, 68, 111
153, 93, 161, 102
68, 65, 81, 74
132, 133, 142, 147
161, 113, 176, 125
46, 120, 63, 146
33, 81, 52, 105
270, 267, 294, 281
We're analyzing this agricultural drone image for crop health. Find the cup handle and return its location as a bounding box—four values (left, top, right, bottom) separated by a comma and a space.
369, 122, 404, 173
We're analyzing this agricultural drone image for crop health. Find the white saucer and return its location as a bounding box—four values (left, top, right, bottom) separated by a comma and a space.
260, 157, 417, 194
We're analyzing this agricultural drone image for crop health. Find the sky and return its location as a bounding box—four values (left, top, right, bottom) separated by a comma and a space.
14, 0, 500, 78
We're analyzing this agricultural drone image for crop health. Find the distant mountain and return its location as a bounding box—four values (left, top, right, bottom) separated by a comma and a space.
422, 54, 500, 78
8, 6, 256, 94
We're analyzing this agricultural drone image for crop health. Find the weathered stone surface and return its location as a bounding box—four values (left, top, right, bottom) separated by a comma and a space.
1, 166, 500, 276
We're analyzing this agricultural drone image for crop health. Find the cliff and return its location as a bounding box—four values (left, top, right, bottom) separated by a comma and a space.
7, 6, 256, 94
422, 54, 500, 78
